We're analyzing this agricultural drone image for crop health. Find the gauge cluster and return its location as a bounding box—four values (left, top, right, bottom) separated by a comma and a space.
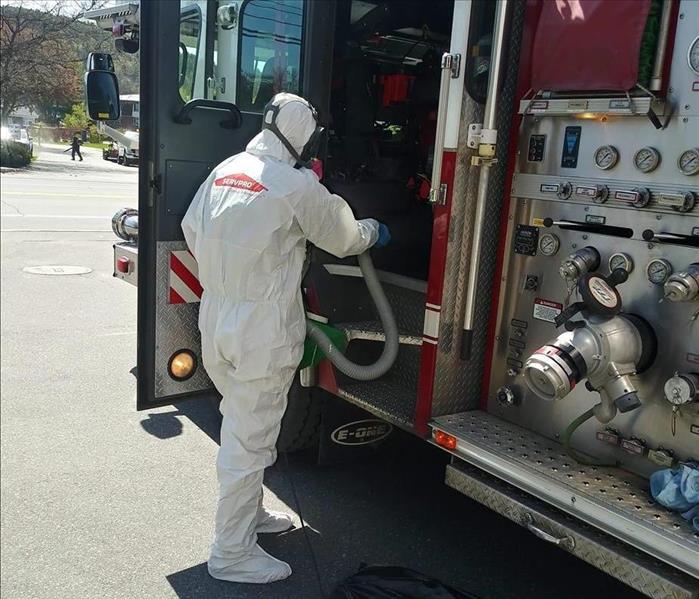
589, 143, 699, 177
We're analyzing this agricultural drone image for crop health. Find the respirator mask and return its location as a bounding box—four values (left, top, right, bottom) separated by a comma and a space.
261, 98, 325, 169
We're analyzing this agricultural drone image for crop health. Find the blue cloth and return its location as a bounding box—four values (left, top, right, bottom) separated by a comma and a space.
650, 463, 699, 531
375, 223, 391, 248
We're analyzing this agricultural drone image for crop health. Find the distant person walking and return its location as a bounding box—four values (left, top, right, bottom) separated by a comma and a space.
70, 135, 83, 161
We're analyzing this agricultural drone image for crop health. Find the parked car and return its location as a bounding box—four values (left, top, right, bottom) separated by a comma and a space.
103, 141, 119, 161
117, 142, 139, 166
117, 130, 139, 166
5, 127, 34, 155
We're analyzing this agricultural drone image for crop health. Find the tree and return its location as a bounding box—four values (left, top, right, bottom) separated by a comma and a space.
0, 1, 103, 120
62, 102, 89, 129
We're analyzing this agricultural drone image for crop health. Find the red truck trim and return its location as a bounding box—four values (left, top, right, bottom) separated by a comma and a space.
415, 150, 457, 435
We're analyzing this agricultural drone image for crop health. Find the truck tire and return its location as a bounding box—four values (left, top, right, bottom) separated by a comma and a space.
208, 375, 321, 453
277, 375, 321, 453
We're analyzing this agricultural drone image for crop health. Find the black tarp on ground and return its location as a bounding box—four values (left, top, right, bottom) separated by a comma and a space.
330, 565, 480, 599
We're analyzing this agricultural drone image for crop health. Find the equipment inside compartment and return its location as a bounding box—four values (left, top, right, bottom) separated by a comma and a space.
323, 0, 457, 280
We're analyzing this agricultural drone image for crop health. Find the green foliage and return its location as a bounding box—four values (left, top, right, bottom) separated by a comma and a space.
1, 3, 139, 122
62, 103, 90, 129
0, 139, 32, 168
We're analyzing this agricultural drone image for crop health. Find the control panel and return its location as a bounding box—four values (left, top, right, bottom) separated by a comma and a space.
487, 0, 699, 476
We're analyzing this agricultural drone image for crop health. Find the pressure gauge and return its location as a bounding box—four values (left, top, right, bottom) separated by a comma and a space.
538, 233, 560, 256
633, 147, 660, 173
646, 258, 673, 285
664, 373, 699, 406
678, 148, 699, 176
689, 36, 699, 76
609, 253, 634, 274
594, 145, 619, 170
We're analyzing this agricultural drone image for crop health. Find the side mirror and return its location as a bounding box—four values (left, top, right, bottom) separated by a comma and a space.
86, 52, 114, 72
84, 70, 121, 121
115, 38, 139, 54
179, 42, 189, 87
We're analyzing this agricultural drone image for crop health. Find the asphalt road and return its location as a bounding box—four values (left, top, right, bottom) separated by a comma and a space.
0, 144, 643, 599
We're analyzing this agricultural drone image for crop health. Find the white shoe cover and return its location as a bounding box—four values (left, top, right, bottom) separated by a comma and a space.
208, 543, 292, 584
257, 507, 294, 534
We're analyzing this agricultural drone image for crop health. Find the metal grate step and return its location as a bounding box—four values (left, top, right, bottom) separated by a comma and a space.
430, 411, 699, 579
335, 321, 422, 346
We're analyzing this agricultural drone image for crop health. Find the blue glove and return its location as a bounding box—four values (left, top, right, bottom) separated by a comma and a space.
650, 463, 699, 531
375, 223, 391, 248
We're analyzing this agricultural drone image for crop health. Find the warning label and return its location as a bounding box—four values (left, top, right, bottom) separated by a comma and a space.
533, 298, 563, 323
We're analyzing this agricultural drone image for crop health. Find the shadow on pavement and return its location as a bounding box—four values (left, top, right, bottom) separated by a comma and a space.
161, 399, 641, 599
140, 397, 222, 444
140, 412, 184, 439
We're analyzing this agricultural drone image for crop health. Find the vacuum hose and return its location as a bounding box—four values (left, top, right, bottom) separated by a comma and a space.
306, 252, 399, 381
110, 207, 399, 381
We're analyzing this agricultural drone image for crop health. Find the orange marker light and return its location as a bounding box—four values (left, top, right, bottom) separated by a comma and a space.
168, 350, 197, 381
433, 430, 457, 450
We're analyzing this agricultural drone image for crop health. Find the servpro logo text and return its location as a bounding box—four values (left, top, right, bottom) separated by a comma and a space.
331, 419, 393, 446
214, 173, 267, 192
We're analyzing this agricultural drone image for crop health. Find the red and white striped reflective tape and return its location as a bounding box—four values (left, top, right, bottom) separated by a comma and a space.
169, 250, 202, 304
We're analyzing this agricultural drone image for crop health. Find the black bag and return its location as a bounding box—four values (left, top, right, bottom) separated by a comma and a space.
330, 565, 481, 599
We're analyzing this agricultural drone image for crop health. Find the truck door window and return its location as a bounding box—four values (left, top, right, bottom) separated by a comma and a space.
179, 5, 202, 102
237, 0, 304, 112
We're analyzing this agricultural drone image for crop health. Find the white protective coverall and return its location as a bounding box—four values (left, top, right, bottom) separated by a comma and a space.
181, 93, 379, 583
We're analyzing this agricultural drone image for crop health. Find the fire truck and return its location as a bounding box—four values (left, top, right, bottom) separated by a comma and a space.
86, 1, 699, 595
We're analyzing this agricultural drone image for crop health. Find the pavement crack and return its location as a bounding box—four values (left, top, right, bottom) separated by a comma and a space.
1, 199, 24, 216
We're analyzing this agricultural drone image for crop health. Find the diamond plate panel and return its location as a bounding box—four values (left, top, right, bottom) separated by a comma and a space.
338, 343, 421, 429
431, 1, 526, 416
445, 461, 699, 599
155, 241, 213, 398
383, 284, 425, 338
432, 411, 699, 578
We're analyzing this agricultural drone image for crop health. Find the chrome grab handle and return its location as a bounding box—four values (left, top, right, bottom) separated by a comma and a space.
429, 53, 458, 206
460, 0, 511, 359
523, 513, 575, 550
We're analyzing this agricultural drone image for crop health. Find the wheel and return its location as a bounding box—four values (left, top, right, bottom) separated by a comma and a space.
117, 155, 124, 165
208, 374, 321, 453
276, 374, 322, 453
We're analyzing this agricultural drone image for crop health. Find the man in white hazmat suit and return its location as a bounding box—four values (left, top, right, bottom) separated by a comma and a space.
181, 92, 390, 584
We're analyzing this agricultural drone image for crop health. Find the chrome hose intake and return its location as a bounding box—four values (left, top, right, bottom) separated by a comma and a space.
112, 208, 139, 242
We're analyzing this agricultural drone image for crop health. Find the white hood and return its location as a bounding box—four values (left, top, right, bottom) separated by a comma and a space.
245, 93, 317, 165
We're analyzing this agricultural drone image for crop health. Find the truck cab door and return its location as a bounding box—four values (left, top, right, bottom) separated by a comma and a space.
137, 0, 334, 409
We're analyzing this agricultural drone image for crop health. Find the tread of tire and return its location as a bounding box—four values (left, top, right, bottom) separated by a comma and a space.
276, 379, 321, 453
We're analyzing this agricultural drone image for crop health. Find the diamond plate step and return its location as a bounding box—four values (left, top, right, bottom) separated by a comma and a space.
446, 461, 699, 599
430, 411, 699, 579
338, 377, 417, 430
335, 321, 422, 346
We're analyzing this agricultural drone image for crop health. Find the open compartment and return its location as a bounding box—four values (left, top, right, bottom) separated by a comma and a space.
305, 0, 459, 428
